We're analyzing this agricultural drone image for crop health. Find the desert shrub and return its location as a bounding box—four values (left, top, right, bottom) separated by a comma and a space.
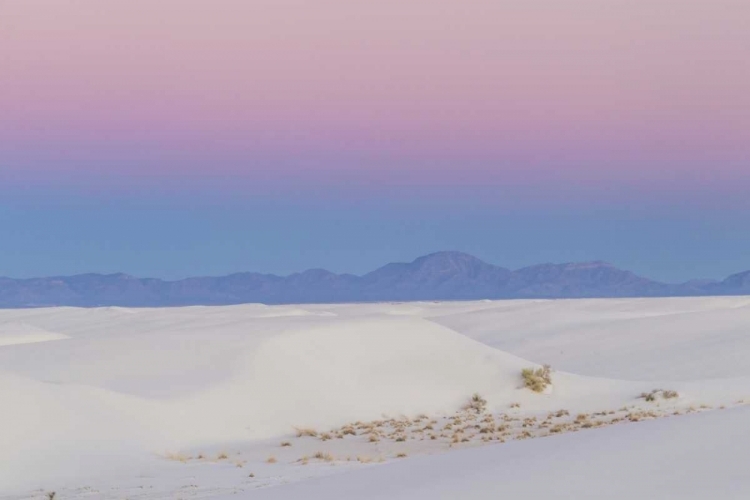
522, 365, 552, 392
464, 393, 488, 413
639, 389, 679, 402
313, 451, 334, 462
295, 427, 318, 438
280, 441, 292, 447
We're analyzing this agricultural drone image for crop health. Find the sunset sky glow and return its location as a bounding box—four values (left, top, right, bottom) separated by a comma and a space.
1, 1, 748, 280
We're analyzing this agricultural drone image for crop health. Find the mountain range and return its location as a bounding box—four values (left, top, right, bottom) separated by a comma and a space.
1, 251, 749, 308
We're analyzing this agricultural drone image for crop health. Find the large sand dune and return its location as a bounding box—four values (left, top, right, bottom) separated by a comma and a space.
1, 297, 749, 497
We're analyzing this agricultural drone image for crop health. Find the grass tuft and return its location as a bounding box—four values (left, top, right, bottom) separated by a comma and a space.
522, 365, 552, 392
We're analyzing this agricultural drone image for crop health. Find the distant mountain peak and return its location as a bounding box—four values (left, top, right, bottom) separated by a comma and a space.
411, 251, 495, 269
0, 252, 747, 308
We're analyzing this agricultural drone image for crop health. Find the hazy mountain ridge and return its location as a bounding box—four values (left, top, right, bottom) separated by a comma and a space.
0, 251, 748, 307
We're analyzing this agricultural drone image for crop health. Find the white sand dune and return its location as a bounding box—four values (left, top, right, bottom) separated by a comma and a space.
0, 322, 69, 346
428, 296, 750, 380
0, 297, 749, 496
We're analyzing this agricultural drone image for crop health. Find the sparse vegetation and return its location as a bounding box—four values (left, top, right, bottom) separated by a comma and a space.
295, 427, 318, 438
521, 365, 552, 392
266, 455, 277, 464
164, 452, 192, 463
313, 451, 334, 462
639, 389, 679, 402
275, 387, 735, 472
464, 393, 488, 413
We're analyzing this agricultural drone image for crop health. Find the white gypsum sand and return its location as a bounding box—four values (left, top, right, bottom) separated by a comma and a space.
0, 297, 749, 498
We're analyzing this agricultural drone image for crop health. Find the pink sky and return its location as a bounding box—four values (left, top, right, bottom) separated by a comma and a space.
1, 0, 748, 198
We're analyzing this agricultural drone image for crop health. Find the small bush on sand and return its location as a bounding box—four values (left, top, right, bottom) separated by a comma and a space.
639, 389, 679, 402
522, 365, 552, 392
464, 393, 488, 413
313, 451, 334, 462
164, 452, 191, 462
295, 427, 318, 438
280, 441, 292, 447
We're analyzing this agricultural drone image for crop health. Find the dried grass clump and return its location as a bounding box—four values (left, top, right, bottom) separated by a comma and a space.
639, 389, 679, 402
522, 365, 552, 392
164, 452, 192, 463
280, 441, 292, 447
319, 432, 333, 441
295, 427, 318, 438
266, 455, 277, 464
313, 451, 334, 462
464, 393, 488, 413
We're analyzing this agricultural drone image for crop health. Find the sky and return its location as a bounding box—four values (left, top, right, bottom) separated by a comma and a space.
1, 0, 748, 282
